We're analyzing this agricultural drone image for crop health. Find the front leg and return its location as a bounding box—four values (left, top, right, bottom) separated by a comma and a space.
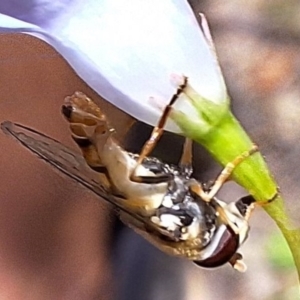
207, 145, 259, 199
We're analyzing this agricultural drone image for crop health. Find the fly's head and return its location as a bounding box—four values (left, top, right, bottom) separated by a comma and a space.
62, 92, 115, 145
193, 194, 256, 272
143, 165, 255, 272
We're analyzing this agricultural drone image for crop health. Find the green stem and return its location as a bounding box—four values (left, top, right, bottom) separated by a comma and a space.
196, 112, 276, 200
178, 110, 300, 281
264, 196, 300, 281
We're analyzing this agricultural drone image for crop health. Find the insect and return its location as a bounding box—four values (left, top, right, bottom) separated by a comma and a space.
1, 78, 272, 272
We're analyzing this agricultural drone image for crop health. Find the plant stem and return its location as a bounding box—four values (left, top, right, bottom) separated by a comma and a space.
179, 110, 300, 282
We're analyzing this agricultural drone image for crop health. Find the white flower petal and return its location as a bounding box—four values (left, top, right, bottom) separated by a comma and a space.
0, 13, 38, 32
0, 0, 227, 132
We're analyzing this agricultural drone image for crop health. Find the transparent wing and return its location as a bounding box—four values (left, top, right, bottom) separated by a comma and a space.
0, 121, 151, 226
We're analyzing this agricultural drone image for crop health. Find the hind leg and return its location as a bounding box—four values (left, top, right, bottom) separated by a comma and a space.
130, 77, 188, 183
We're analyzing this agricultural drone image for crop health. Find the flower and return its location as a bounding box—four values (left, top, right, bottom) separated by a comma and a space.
0, 0, 227, 132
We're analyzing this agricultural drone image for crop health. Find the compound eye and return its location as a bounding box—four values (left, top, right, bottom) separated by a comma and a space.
194, 226, 239, 268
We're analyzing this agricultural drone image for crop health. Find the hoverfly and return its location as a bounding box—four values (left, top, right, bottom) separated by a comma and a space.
1, 77, 270, 272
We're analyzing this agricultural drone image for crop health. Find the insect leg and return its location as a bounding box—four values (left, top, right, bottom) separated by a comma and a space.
179, 138, 193, 167
233, 193, 275, 225
129, 137, 193, 184
188, 145, 259, 206
130, 76, 188, 183
249, 190, 279, 212
189, 180, 212, 202
206, 145, 259, 199
189, 145, 258, 234
180, 138, 213, 201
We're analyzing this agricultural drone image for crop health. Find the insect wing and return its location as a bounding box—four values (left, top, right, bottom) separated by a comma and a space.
1, 121, 130, 212
1, 121, 179, 239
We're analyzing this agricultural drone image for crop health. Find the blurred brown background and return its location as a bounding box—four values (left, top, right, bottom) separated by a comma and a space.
1, 0, 300, 299
0, 34, 133, 300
